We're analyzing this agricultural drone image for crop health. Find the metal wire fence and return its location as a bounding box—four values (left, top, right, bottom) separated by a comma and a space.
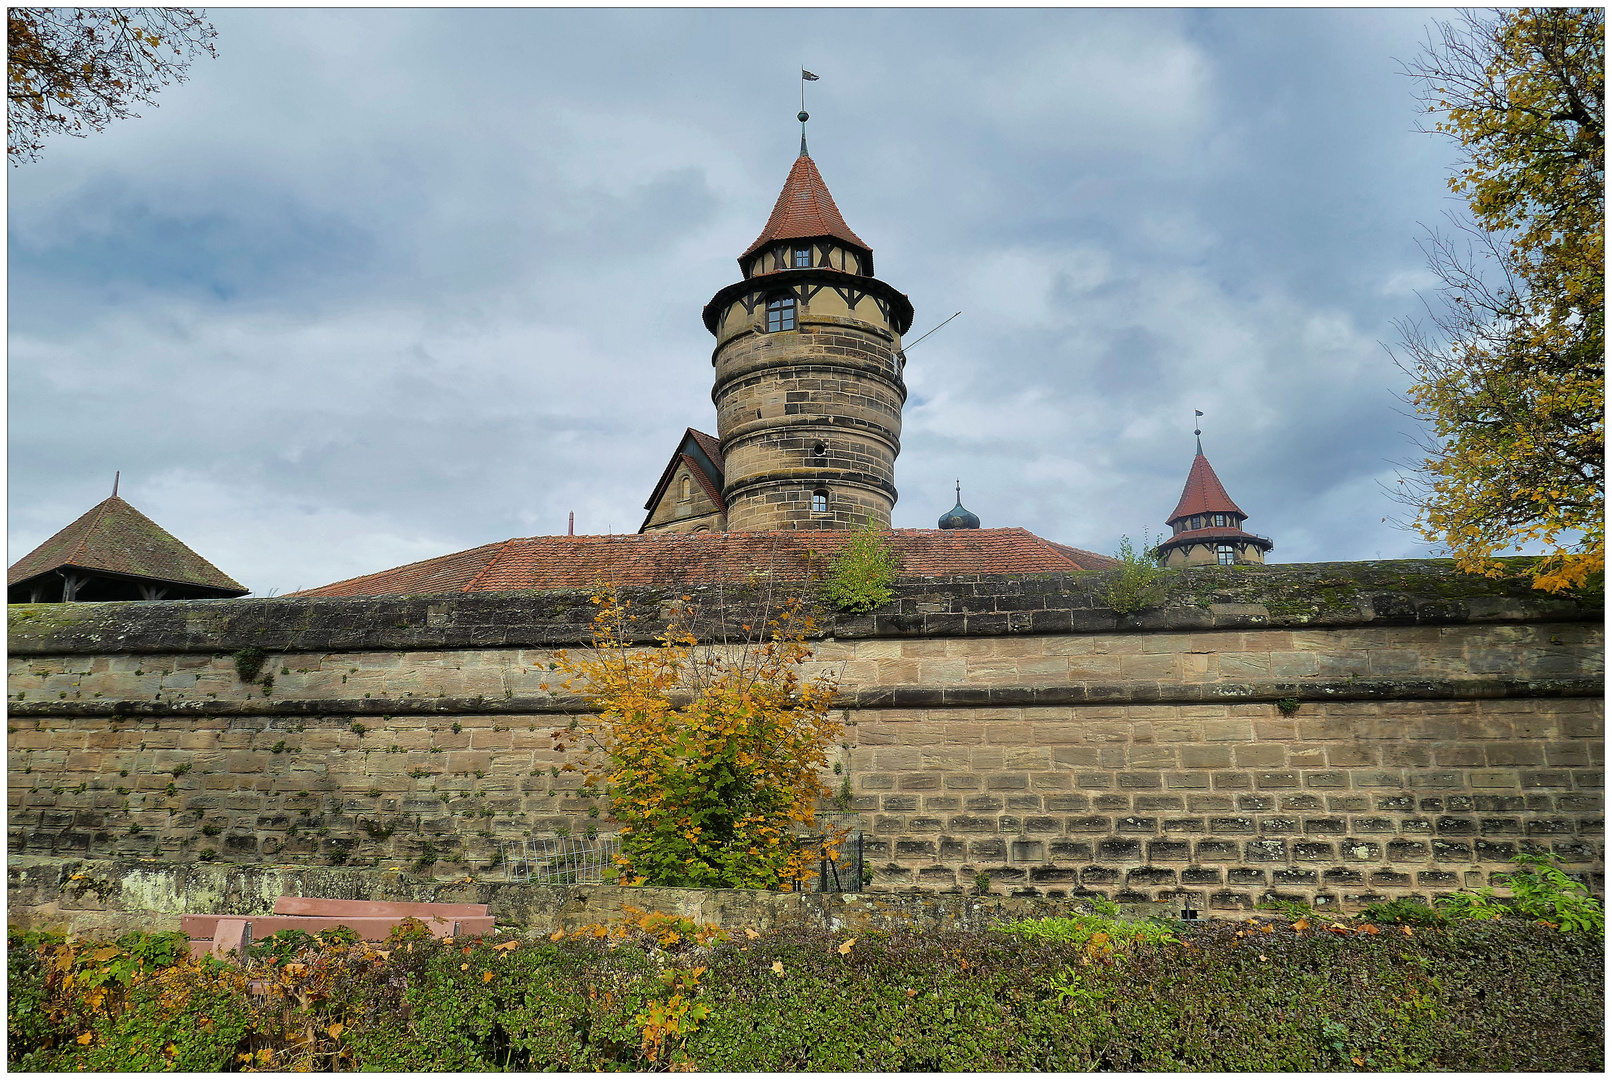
502, 835, 621, 885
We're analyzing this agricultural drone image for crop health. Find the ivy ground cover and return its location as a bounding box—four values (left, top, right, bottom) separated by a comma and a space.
7, 911, 1603, 1072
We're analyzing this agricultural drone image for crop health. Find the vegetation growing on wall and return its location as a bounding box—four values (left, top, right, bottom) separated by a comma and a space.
8, 910, 1603, 1072
818, 519, 901, 614
553, 590, 843, 888
1105, 534, 1167, 614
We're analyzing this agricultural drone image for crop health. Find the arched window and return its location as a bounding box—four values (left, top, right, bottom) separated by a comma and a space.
680, 475, 691, 501
767, 295, 796, 332
811, 489, 828, 513
1216, 544, 1237, 565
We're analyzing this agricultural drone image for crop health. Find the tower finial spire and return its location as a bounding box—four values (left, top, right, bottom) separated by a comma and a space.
112, 470, 119, 497
955, 478, 961, 502
799, 68, 818, 156
1193, 409, 1204, 455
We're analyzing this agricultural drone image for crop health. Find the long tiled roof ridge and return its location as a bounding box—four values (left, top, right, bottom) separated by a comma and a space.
740, 154, 870, 262
7, 495, 247, 593
291, 527, 1120, 597
1168, 453, 1245, 522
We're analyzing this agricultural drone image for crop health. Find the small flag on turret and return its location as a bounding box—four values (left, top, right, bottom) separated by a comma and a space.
802, 69, 819, 80
1195, 410, 1203, 416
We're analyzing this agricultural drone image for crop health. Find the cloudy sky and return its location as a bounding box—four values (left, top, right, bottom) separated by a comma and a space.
10, 7, 1468, 596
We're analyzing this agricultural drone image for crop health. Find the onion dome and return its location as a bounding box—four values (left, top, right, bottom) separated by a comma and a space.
938, 481, 981, 530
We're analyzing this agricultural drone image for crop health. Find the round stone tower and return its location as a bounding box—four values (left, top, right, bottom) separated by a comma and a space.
701, 146, 914, 531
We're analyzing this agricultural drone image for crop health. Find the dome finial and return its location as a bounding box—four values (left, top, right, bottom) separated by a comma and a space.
1193, 409, 1203, 455
939, 481, 980, 530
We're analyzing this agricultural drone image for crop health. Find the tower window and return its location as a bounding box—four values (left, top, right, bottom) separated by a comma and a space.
1211, 513, 1226, 527
812, 441, 826, 457
767, 295, 796, 332
793, 247, 812, 268
1216, 544, 1236, 565
811, 489, 828, 513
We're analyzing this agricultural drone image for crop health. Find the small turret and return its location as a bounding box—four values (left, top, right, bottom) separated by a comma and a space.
1154, 436, 1273, 568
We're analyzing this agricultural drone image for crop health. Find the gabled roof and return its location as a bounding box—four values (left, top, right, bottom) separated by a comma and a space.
291, 528, 1118, 597
638, 428, 727, 532
7, 495, 247, 594
739, 153, 871, 264
1167, 453, 1246, 523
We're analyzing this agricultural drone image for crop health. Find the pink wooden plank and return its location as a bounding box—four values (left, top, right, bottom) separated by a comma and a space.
233, 915, 494, 940
273, 896, 489, 919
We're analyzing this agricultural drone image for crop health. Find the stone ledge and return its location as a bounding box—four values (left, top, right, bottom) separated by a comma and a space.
6, 676, 1601, 719
7, 559, 1599, 657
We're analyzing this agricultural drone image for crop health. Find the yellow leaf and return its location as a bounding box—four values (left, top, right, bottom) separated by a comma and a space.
91, 946, 121, 963
550, 929, 566, 941
327, 1023, 343, 1039
838, 938, 856, 955
482, 970, 494, 982
460, 962, 469, 971
76, 1032, 94, 1045
743, 927, 759, 940
771, 960, 784, 977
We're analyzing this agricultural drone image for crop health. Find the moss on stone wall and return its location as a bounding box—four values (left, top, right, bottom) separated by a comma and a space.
8, 560, 1601, 659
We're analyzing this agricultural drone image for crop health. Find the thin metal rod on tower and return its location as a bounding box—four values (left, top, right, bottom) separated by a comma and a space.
112, 471, 119, 497
903, 311, 962, 352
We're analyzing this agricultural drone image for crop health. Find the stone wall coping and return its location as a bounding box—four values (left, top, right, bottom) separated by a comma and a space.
6, 675, 1600, 719
8, 559, 1599, 658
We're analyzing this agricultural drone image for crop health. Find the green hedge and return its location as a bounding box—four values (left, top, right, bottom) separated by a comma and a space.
8, 916, 1603, 1071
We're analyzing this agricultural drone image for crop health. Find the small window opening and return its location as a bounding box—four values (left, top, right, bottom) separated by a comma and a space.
1216, 544, 1237, 565
811, 489, 828, 513
812, 441, 826, 457
794, 247, 812, 268
679, 476, 691, 501
767, 295, 796, 332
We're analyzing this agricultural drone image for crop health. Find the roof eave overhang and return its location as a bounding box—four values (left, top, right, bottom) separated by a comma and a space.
703, 267, 914, 336
9, 563, 249, 597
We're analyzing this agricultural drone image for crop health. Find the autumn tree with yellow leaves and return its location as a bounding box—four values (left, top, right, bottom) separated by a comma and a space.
8, 7, 217, 165
1395, 8, 1603, 592
553, 589, 843, 889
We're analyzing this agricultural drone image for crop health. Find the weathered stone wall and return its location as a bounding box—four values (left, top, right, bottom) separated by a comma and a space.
7, 855, 1172, 939
8, 561, 1603, 918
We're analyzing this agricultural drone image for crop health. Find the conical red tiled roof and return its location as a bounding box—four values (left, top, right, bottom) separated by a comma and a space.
1167, 454, 1245, 523
291, 528, 1117, 598
7, 496, 247, 594
740, 153, 870, 263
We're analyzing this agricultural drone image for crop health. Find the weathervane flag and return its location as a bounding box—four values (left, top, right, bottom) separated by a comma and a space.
802, 69, 819, 80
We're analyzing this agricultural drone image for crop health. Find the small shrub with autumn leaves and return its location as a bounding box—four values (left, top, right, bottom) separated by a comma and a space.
551, 589, 845, 889
7, 909, 1602, 1072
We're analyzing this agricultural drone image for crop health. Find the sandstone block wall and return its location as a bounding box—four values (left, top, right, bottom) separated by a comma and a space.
8, 561, 1603, 916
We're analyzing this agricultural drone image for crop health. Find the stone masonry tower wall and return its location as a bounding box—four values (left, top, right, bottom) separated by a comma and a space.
703, 152, 914, 531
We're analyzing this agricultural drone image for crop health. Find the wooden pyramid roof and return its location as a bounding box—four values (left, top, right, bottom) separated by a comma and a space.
7, 495, 247, 595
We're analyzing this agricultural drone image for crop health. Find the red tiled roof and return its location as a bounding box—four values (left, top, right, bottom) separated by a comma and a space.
7, 495, 247, 595
1167, 454, 1245, 523
291, 528, 1118, 597
740, 154, 870, 263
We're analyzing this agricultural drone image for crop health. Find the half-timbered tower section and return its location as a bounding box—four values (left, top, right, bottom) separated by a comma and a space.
702, 150, 914, 531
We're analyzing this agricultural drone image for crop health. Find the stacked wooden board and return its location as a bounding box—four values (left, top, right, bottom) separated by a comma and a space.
182, 896, 493, 960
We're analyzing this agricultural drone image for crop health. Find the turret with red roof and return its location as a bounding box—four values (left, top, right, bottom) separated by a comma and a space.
1155, 426, 1274, 568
